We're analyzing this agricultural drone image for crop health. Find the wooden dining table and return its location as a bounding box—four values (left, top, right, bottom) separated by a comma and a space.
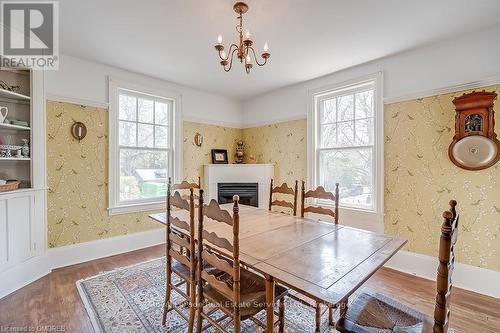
150, 204, 406, 332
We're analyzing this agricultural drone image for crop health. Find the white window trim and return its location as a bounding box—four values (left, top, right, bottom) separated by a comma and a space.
307, 72, 384, 225
108, 77, 183, 215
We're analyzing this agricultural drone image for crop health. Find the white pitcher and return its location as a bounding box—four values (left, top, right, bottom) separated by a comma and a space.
0, 106, 8, 123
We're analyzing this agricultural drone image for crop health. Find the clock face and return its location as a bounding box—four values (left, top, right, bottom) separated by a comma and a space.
451, 136, 498, 169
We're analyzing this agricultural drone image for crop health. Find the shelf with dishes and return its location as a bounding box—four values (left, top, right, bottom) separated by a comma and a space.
0, 122, 30, 130
0, 88, 30, 101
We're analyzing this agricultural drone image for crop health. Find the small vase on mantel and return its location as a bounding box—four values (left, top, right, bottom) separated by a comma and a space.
21, 139, 30, 158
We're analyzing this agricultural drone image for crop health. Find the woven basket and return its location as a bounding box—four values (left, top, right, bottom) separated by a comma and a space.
0, 180, 20, 192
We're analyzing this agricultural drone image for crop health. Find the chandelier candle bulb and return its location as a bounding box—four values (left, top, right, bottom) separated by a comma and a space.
217, 34, 223, 44
245, 30, 251, 39
264, 42, 269, 52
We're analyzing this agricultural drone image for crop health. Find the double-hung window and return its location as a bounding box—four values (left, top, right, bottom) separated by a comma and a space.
109, 79, 181, 215
310, 74, 382, 214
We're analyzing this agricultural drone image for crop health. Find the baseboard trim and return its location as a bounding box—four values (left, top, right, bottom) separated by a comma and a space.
49, 228, 165, 269
0, 255, 51, 300
385, 250, 500, 299
0, 229, 165, 300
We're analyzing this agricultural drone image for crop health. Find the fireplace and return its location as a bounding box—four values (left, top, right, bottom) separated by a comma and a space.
217, 183, 259, 207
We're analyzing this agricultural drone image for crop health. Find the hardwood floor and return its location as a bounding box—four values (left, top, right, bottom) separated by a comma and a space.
0, 245, 499, 332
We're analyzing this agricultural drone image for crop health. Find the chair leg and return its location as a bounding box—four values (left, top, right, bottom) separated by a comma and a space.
162, 272, 171, 326
315, 302, 321, 333
187, 281, 196, 333
278, 297, 285, 333
328, 305, 334, 328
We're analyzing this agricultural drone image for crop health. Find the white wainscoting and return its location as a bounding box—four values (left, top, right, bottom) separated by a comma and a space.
0, 228, 164, 299
385, 250, 500, 299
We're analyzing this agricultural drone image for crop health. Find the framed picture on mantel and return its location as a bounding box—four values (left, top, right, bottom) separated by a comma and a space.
211, 149, 228, 164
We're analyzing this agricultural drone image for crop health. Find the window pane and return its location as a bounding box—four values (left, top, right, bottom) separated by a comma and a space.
119, 148, 168, 201
119, 121, 136, 146
355, 118, 373, 145
320, 99, 336, 124
319, 148, 373, 209
138, 123, 154, 147
119, 94, 136, 121
355, 90, 373, 119
155, 101, 169, 125
320, 124, 337, 148
337, 121, 354, 147
155, 126, 168, 148
138, 98, 154, 123
338, 95, 354, 121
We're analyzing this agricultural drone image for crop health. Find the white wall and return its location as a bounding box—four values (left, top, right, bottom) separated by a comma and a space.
242, 24, 500, 127
45, 54, 243, 128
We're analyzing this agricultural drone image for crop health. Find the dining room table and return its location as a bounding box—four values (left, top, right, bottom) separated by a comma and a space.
149, 203, 407, 333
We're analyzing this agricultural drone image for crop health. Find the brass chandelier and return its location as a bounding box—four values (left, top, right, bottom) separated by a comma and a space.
214, 2, 270, 74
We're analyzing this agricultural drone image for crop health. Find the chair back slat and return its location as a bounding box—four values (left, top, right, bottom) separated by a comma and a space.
268, 179, 298, 216
170, 191, 190, 211
303, 205, 335, 218
304, 186, 336, 200
204, 199, 234, 226
301, 181, 339, 223
202, 230, 233, 252
169, 232, 190, 249
202, 250, 234, 276
170, 216, 191, 232
434, 200, 459, 333
272, 182, 296, 195
271, 199, 295, 210
201, 270, 234, 299
169, 248, 191, 267
172, 177, 201, 190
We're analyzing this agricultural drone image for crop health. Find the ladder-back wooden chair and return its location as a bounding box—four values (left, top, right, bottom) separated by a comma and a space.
336, 200, 459, 333
301, 181, 339, 223
268, 179, 298, 215
162, 185, 197, 332
296, 181, 340, 331
196, 191, 287, 333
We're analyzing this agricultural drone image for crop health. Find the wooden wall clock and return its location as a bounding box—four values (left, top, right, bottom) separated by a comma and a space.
448, 91, 499, 170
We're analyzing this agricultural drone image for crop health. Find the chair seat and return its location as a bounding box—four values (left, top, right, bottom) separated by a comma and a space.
203, 269, 288, 320
337, 289, 433, 333
171, 260, 191, 280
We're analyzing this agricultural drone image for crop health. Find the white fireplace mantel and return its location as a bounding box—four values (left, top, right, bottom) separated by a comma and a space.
203, 164, 274, 208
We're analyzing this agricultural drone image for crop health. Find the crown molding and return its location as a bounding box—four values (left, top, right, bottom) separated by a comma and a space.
384, 74, 500, 104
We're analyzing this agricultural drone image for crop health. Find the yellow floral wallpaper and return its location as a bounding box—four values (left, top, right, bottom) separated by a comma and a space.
183, 121, 242, 187
48, 85, 500, 272
242, 119, 307, 186
47, 101, 161, 247
384, 84, 500, 271
47, 102, 243, 247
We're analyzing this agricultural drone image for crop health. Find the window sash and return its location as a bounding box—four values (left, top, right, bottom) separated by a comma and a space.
109, 77, 182, 215
313, 79, 378, 212
316, 146, 375, 211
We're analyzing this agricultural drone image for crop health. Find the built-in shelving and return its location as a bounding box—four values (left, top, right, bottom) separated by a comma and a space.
0, 88, 30, 101
0, 122, 30, 130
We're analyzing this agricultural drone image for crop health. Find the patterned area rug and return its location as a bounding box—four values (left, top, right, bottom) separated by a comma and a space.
76, 258, 458, 333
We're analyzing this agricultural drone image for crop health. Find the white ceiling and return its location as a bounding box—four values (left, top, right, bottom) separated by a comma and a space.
60, 0, 500, 100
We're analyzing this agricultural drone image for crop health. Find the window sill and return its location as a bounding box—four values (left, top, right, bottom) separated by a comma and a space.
108, 201, 166, 216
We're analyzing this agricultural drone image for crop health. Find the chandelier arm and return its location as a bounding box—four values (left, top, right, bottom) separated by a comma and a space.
218, 44, 239, 61
249, 47, 267, 66
224, 46, 239, 72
